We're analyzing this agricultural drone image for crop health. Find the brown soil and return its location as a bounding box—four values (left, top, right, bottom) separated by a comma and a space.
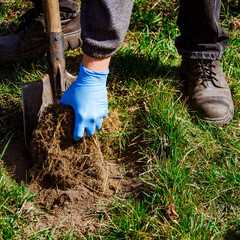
3, 104, 145, 236
29, 104, 119, 193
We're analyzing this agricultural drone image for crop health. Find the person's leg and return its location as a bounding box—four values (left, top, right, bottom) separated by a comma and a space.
176, 0, 229, 60
31, 0, 79, 19
0, 0, 81, 63
176, 0, 234, 125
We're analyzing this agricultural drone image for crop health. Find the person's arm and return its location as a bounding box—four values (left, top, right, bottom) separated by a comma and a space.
60, 0, 133, 141
60, 54, 111, 141
82, 54, 111, 72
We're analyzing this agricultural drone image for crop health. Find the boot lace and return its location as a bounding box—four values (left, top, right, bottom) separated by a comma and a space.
195, 60, 218, 88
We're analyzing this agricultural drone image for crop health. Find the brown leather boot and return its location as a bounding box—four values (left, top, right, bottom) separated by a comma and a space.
181, 58, 234, 125
0, 9, 81, 63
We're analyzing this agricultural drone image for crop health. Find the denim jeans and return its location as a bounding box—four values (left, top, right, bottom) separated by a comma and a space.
32, 0, 229, 60
175, 0, 229, 60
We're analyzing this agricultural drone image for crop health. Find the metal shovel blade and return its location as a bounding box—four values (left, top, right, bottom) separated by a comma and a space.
22, 70, 76, 148
22, 73, 53, 148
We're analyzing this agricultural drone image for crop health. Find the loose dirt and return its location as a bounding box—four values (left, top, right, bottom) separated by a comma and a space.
30, 104, 119, 192
3, 104, 144, 235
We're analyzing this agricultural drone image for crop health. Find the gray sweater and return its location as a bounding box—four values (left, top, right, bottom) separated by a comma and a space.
32, 0, 133, 58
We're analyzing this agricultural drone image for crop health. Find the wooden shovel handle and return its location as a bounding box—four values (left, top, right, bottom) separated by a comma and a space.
42, 0, 62, 33
42, 0, 65, 102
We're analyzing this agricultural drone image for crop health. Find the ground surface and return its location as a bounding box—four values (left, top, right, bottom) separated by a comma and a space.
4, 105, 144, 235
0, 0, 240, 239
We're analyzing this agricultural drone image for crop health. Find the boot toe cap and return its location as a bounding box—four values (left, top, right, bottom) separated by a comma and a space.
191, 96, 234, 125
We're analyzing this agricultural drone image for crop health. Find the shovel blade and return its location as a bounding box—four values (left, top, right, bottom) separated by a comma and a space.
22, 70, 76, 148
22, 73, 53, 148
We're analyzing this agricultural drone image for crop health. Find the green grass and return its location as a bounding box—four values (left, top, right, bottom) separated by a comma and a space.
0, 0, 240, 239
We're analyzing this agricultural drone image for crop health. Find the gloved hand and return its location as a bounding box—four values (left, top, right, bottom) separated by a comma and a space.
60, 63, 109, 141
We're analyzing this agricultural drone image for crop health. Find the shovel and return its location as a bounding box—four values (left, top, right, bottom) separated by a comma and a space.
22, 0, 76, 148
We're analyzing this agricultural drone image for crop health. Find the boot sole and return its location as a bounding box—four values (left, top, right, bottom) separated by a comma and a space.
63, 29, 82, 50
0, 29, 81, 63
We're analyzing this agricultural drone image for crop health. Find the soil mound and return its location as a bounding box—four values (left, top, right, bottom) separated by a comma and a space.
4, 103, 144, 234
30, 104, 120, 194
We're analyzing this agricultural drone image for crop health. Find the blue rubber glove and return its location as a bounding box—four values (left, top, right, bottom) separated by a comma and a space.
60, 63, 109, 141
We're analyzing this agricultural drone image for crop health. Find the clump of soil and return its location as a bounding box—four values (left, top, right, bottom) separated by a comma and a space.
30, 104, 120, 194
3, 103, 144, 234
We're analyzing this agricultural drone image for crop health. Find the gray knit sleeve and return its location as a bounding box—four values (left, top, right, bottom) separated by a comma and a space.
81, 0, 133, 58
